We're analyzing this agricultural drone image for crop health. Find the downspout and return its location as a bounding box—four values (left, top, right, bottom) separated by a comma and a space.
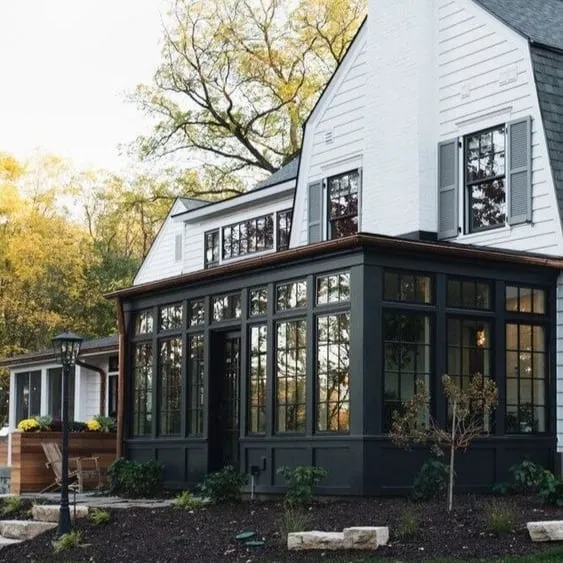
116, 298, 126, 459
74, 359, 106, 417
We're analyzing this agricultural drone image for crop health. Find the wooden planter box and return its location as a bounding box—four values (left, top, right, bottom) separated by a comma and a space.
11, 431, 117, 494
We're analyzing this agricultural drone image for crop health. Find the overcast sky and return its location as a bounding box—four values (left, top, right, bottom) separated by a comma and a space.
0, 0, 166, 172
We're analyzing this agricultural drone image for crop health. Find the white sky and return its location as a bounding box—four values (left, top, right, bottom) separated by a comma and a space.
0, 0, 166, 173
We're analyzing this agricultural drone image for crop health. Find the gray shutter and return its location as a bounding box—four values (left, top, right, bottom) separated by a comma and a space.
437, 139, 459, 239
308, 181, 323, 243
507, 116, 532, 225
174, 233, 182, 262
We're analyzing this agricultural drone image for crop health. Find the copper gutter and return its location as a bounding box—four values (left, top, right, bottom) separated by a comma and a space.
105, 233, 563, 300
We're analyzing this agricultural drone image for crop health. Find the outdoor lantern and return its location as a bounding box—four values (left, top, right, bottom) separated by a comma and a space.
52, 331, 83, 367
51, 330, 83, 537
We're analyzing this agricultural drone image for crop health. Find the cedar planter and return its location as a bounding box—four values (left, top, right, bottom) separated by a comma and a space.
11, 431, 117, 494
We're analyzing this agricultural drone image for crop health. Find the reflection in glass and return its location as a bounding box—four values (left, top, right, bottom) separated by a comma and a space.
505, 285, 546, 314
276, 280, 307, 311
188, 334, 205, 435
447, 279, 491, 309
249, 325, 267, 433
384, 272, 432, 304
189, 300, 205, 326
159, 303, 183, 331
135, 310, 154, 335
317, 272, 350, 305
249, 287, 268, 317
159, 338, 182, 435
133, 343, 153, 436
212, 293, 242, 321
328, 169, 360, 239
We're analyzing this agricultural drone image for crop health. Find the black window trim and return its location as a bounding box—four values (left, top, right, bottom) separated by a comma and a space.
326, 168, 361, 240
204, 228, 220, 270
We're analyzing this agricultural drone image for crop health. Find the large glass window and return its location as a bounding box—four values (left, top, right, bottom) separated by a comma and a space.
159, 338, 182, 435
188, 334, 205, 435
276, 280, 307, 311
317, 272, 350, 305
383, 313, 431, 431
212, 293, 242, 322
317, 312, 350, 432
276, 319, 307, 433
48, 367, 75, 421
384, 271, 432, 304
249, 325, 267, 434
133, 343, 153, 436
506, 285, 546, 314
222, 214, 274, 259
277, 209, 293, 251
328, 169, 360, 239
204, 230, 220, 269
506, 324, 546, 433
465, 124, 506, 232
15, 371, 41, 423
159, 303, 183, 331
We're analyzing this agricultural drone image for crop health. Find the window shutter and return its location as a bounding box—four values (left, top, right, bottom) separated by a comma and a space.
437, 139, 459, 239
174, 233, 182, 262
308, 181, 323, 243
507, 116, 532, 225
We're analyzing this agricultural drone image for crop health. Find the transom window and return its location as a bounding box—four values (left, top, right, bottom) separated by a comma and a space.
276, 280, 307, 311
384, 271, 432, 304
447, 278, 491, 309
222, 214, 274, 260
317, 272, 350, 305
328, 170, 359, 239
506, 285, 546, 314
465, 125, 506, 232
249, 287, 268, 317
159, 303, 183, 331
212, 293, 242, 322
134, 310, 154, 335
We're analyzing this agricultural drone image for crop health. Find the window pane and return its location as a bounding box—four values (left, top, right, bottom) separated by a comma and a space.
383, 313, 431, 431
506, 285, 547, 314
133, 343, 153, 436
222, 214, 275, 259
317, 272, 350, 305
249, 325, 267, 433
249, 287, 268, 317
189, 300, 205, 326
277, 210, 293, 251
470, 180, 506, 230
385, 271, 433, 304
328, 169, 360, 240
48, 368, 62, 420
135, 310, 153, 335
447, 279, 491, 310
205, 230, 220, 267
212, 293, 242, 322
317, 313, 350, 432
159, 303, 183, 331
276, 319, 307, 432
188, 334, 205, 435
277, 280, 307, 311
159, 338, 182, 435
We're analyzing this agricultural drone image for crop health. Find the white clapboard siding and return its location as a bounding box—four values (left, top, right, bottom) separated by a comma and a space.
291, 24, 367, 247
183, 192, 294, 274
438, 0, 563, 255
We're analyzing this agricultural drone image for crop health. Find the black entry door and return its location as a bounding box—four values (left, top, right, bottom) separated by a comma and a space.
210, 332, 241, 470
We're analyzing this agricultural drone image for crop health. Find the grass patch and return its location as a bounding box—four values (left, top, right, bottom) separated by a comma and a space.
396, 505, 421, 539
53, 530, 83, 553
89, 508, 111, 525
1, 496, 22, 516
278, 508, 312, 539
485, 500, 516, 534
173, 490, 204, 510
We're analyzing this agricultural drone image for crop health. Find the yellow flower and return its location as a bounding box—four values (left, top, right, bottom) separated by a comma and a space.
17, 418, 40, 432
86, 419, 102, 432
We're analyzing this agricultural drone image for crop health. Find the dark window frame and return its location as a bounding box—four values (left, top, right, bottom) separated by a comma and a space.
158, 337, 183, 436
327, 169, 360, 240
383, 270, 434, 305
248, 323, 268, 434
222, 213, 274, 260
276, 208, 293, 251
15, 370, 42, 423
464, 123, 507, 233
446, 276, 493, 310
204, 229, 220, 269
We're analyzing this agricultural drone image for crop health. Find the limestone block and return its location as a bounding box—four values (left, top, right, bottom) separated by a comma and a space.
32, 504, 89, 522
527, 521, 563, 542
343, 526, 389, 548
0, 520, 57, 540
288, 531, 344, 550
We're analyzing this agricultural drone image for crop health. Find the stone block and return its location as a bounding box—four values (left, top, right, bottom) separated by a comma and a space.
288, 531, 344, 550
343, 526, 389, 548
527, 521, 563, 542
32, 504, 89, 522
0, 520, 57, 540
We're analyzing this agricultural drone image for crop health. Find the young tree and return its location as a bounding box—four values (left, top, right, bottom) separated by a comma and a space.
132, 0, 366, 184
390, 374, 498, 512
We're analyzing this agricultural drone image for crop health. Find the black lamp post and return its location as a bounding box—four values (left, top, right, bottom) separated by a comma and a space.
51, 331, 83, 537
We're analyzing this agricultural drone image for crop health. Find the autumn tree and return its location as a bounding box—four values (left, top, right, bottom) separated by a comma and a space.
390, 374, 498, 512
132, 0, 366, 185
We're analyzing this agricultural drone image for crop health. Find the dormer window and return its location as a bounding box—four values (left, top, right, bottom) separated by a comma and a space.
277, 209, 292, 251
328, 170, 360, 239
204, 229, 220, 269
223, 214, 274, 260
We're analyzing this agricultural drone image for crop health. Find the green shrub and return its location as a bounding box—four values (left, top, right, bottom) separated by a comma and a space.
492, 482, 510, 496
509, 460, 545, 493
200, 465, 246, 504
107, 458, 163, 498
277, 466, 328, 507
1, 496, 21, 516
537, 470, 563, 507
89, 508, 111, 525
278, 508, 312, 538
396, 506, 421, 539
93, 414, 116, 432
173, 490, 204, 510
485, 501, 516, 534
33, 415, 53, 431
53, 530, 83, 553
412, 460, 450, 501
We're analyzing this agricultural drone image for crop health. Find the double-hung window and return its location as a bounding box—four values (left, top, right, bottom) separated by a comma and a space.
438, 117, 531, 239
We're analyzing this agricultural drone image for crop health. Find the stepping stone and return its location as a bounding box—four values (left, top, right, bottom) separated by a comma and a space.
32, 504, 89, 522
0, 536, 22, 549
343, 526, 389, 549
288, 531, 344, 550
0, 520, 57, 540
528, 521, 563, 542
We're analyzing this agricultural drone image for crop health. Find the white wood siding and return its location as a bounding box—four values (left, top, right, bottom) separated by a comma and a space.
291, 25, 367, 247
183, 193, 294, 274
438, 0, 563, 255
134, 199, 188, 286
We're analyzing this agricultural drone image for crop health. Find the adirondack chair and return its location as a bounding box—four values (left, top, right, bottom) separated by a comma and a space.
40, 442, 101, 493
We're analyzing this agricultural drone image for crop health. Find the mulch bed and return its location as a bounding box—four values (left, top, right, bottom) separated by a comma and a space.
1, 495, 563, 562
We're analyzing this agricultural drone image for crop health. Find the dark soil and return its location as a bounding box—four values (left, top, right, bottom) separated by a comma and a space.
2, 495, 563, 562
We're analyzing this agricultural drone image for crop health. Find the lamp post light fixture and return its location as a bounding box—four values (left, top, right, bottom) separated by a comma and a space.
51, 331, 83, 537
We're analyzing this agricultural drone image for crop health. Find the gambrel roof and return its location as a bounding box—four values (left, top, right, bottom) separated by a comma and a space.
475, 0, 563, 224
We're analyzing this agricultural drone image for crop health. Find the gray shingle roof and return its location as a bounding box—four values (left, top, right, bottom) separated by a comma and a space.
474, 0, 563, 50
254, 156, 300, 190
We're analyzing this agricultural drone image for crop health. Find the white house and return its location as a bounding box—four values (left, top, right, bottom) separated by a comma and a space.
107, 0, 563, 495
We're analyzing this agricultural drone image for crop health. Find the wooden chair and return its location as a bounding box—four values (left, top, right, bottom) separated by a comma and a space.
41, 442, 101, 493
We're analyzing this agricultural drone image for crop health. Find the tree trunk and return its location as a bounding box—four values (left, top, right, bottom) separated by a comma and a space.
448, 399, 456, 512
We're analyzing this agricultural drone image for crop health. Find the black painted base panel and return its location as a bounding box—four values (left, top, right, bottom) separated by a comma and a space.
125, 435, 556, 496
